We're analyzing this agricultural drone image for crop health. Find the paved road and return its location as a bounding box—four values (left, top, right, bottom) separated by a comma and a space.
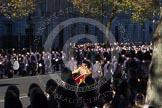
0, 73, 60, 108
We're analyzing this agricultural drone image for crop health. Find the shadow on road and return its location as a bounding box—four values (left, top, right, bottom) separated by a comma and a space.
0, 84, 19, 87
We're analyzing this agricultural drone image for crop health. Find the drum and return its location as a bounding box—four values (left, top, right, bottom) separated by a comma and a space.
13, 61, 19, 70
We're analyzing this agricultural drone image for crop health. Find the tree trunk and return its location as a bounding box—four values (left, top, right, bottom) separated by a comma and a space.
105, 5, 117, 47
105, 13, 116, 47
146, 9, 162, 107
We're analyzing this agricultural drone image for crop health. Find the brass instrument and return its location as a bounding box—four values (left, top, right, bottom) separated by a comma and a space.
72, 65, 92, 84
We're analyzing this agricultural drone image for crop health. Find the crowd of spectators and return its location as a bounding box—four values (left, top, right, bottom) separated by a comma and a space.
0, 42, 152, 79
2, 42, 154, 107
4, 71, 153, 108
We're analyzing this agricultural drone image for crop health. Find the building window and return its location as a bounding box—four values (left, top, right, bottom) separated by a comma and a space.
124, 25, 128, 37
115, 26, 119, 42
149, 24, 153, 34
133, 25, 136, 35
6, 23, 12, 35
59, 25, 64, 49
71, 24, 76, 37
84, 24, 89, 34
95, 26, 98, 36
40, 1, 46, 16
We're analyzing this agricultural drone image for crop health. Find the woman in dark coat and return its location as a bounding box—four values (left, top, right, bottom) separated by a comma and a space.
4, 86, 23, 108
28, 87, 48, 108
